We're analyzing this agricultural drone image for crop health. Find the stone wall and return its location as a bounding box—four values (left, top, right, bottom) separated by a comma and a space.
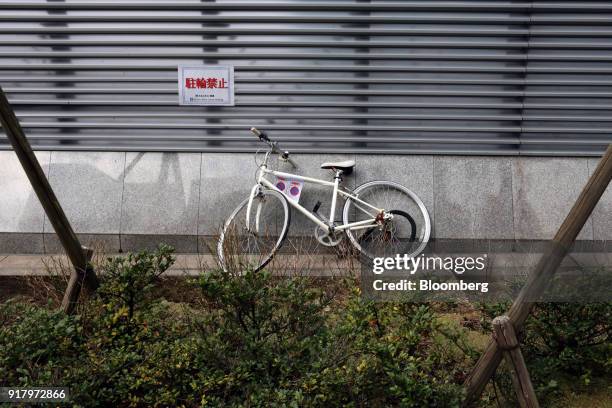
0, 151, 609, 254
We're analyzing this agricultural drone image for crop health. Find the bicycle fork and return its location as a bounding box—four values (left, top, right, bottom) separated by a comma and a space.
245, 184, 263, 235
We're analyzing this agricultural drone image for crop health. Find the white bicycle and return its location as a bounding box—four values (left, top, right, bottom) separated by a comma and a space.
217, 127, 431, 272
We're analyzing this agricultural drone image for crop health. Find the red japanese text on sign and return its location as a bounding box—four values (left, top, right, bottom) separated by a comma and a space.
185, 77, 228, 89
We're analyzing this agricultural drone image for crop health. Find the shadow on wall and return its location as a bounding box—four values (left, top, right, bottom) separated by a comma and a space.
19, 153, 198, 236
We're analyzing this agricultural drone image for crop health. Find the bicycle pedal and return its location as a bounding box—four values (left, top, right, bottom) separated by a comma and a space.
312, 200, 322, 214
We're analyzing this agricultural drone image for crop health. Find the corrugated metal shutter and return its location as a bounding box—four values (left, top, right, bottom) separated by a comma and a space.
522, 2, 612, 155
0, 0, 609, 156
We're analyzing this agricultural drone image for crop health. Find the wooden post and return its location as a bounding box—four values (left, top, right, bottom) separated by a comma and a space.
61, 247, 95, 312
492, 316, 539, 408
0, 86, 99, 313
463, 144, 612, 405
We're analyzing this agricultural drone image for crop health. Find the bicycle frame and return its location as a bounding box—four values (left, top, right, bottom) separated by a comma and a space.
247, 157, 387, 236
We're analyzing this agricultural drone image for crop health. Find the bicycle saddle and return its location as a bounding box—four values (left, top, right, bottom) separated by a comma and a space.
320, 160, 355, 175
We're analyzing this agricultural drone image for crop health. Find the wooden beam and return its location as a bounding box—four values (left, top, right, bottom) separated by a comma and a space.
464, 143, 612, 405
61, 246, 95, 312
492, 316, 539, 408
0, 86, 99, 313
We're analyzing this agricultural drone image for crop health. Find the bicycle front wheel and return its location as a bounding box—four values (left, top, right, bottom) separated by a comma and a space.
217, 189, 291, 273
342, 181, 431, 261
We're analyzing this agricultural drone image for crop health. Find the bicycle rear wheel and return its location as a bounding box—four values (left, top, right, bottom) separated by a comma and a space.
217, 189, 290, 273
342, 181, 431, 261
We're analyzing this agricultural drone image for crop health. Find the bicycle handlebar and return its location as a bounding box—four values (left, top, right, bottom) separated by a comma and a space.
250, 127, 298, 168
250, 127, 270, 142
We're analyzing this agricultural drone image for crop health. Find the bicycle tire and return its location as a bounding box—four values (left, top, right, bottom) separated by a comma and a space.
217, 188, 291, 273
342, 180, 431, 261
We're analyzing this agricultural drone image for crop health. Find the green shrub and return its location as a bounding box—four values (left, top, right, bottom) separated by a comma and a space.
1, 246, 467, 407
0, 301, 83, 387
194, 269, 466, 407
304, 294, 466, 407
192, 268, 335, 406
8, 245, 606, 407
97, 244, 175, 320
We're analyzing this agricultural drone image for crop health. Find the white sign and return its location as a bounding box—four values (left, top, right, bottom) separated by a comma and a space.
178, 65, 235, 106
274, 176, 304, 203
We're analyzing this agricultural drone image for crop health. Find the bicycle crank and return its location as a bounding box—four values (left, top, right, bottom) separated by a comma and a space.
315, 225, 343, 247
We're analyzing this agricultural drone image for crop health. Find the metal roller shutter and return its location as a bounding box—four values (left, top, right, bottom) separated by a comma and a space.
0, 0, 609, 155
